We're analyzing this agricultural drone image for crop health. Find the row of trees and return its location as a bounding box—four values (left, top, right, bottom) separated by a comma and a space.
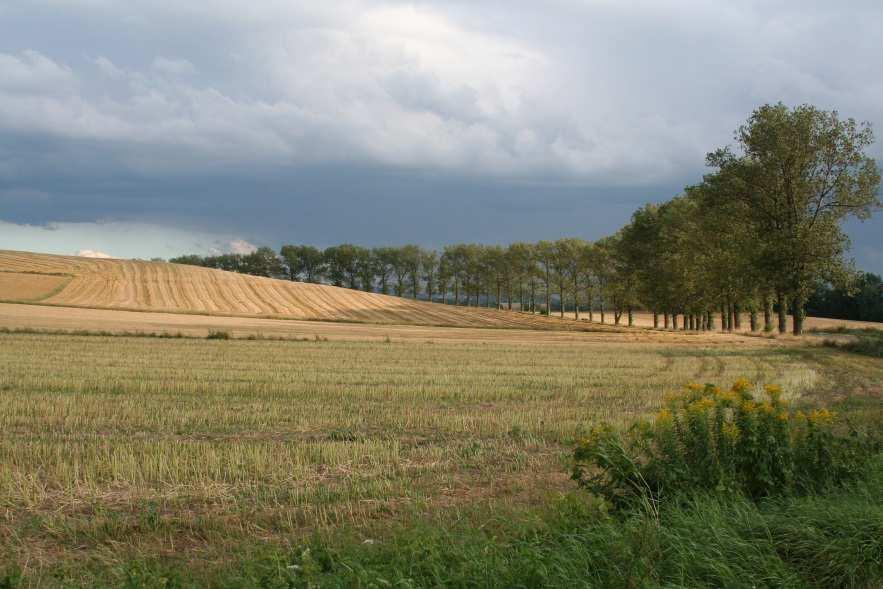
171, 103, 881, 335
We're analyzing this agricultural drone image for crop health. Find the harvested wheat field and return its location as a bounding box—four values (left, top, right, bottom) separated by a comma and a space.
4, 329, 869, 581
0, 250, 592, 330
0, 302, 771, 345
0, 271, 69, 302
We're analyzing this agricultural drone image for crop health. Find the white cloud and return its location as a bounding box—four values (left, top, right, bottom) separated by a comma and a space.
77, 249, 114, 258
93, 56, 125, 79
151, 57, 196, 76
0, 0, 881, 185
0, 49, 74, 92
226, 239, 257, 255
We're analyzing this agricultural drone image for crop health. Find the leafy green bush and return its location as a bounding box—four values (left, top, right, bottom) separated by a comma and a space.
206, 329, 231, 340
573, 380, 879, 508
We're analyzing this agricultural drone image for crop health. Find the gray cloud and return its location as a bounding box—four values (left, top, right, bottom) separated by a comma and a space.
0, 0, 881, 271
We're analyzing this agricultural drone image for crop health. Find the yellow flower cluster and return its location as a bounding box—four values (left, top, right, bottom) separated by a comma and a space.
722, 422, 741, 441
651, 380, 835, 435
655, 408, 674, 424
808, 408, 836, 424
732, 378, 752, 394
713, 388, 738, 404
688, 397, 716, 413
764, 384, 783, 401
741, 400, 757, 413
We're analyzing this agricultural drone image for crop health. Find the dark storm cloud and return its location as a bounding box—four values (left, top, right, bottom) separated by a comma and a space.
0, 0, 881, 270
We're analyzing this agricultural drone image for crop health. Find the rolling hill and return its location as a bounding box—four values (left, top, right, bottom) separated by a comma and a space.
0, 250, 587, 330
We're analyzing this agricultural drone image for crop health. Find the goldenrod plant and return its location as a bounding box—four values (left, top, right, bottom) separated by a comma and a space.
573, 380, 879, 508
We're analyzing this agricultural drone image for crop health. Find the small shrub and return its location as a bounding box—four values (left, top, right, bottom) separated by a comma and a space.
820, 328, 883, 357
573, 380, 879, 509
206, 330, 231, 340
328, 428, 361, 442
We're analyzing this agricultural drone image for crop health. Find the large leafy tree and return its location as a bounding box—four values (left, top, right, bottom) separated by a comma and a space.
534, 241, 555, 315
421, 249, 440, 302
708, 103, 880, 334
355, 247, 377, 293
399, 245, 423, 299
373, 247, 399, 295
241, 247, 284, 278
323, 244, 362, 289
279, 244, 326, 283
506, 242, 535, 312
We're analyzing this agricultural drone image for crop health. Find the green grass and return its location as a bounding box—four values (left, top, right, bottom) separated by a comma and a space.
5, 459, 879, 588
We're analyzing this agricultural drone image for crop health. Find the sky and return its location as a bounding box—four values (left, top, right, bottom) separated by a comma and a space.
1, 0, 882, 271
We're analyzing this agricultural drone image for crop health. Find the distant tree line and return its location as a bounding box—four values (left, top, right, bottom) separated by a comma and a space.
806, 273, 883, 322
170, 104, 881, 335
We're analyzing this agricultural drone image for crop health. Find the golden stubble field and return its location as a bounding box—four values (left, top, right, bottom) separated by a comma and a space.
0, 250, 592, 330
0, 272, 69, 302
3, 328, 874, 579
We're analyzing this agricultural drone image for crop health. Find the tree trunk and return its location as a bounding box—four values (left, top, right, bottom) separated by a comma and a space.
664, 313, 670, 329
764, 296, 774, 332
600, 298, 605, 324
792, 294, 806, 336
688, 314, 695, 331
628, 307, 634, 327
728, 303, 735, 332
706, 311, 715, 331
749, 309, 758, 332
671, 314, 678, 330
777, 292, 788, 334
573, 277, 580, 320
653, 311, 659, 329
587, 288, 594, 322
720, 305, 727, 332
733, 303, 742, 330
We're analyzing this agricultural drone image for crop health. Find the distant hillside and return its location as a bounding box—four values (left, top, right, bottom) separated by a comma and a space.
0, 250, 593, 330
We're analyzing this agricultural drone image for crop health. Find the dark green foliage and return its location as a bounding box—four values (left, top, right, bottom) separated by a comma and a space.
808, 273, 883, 322
206, 329, 231, 340
170, 248, 285, 278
